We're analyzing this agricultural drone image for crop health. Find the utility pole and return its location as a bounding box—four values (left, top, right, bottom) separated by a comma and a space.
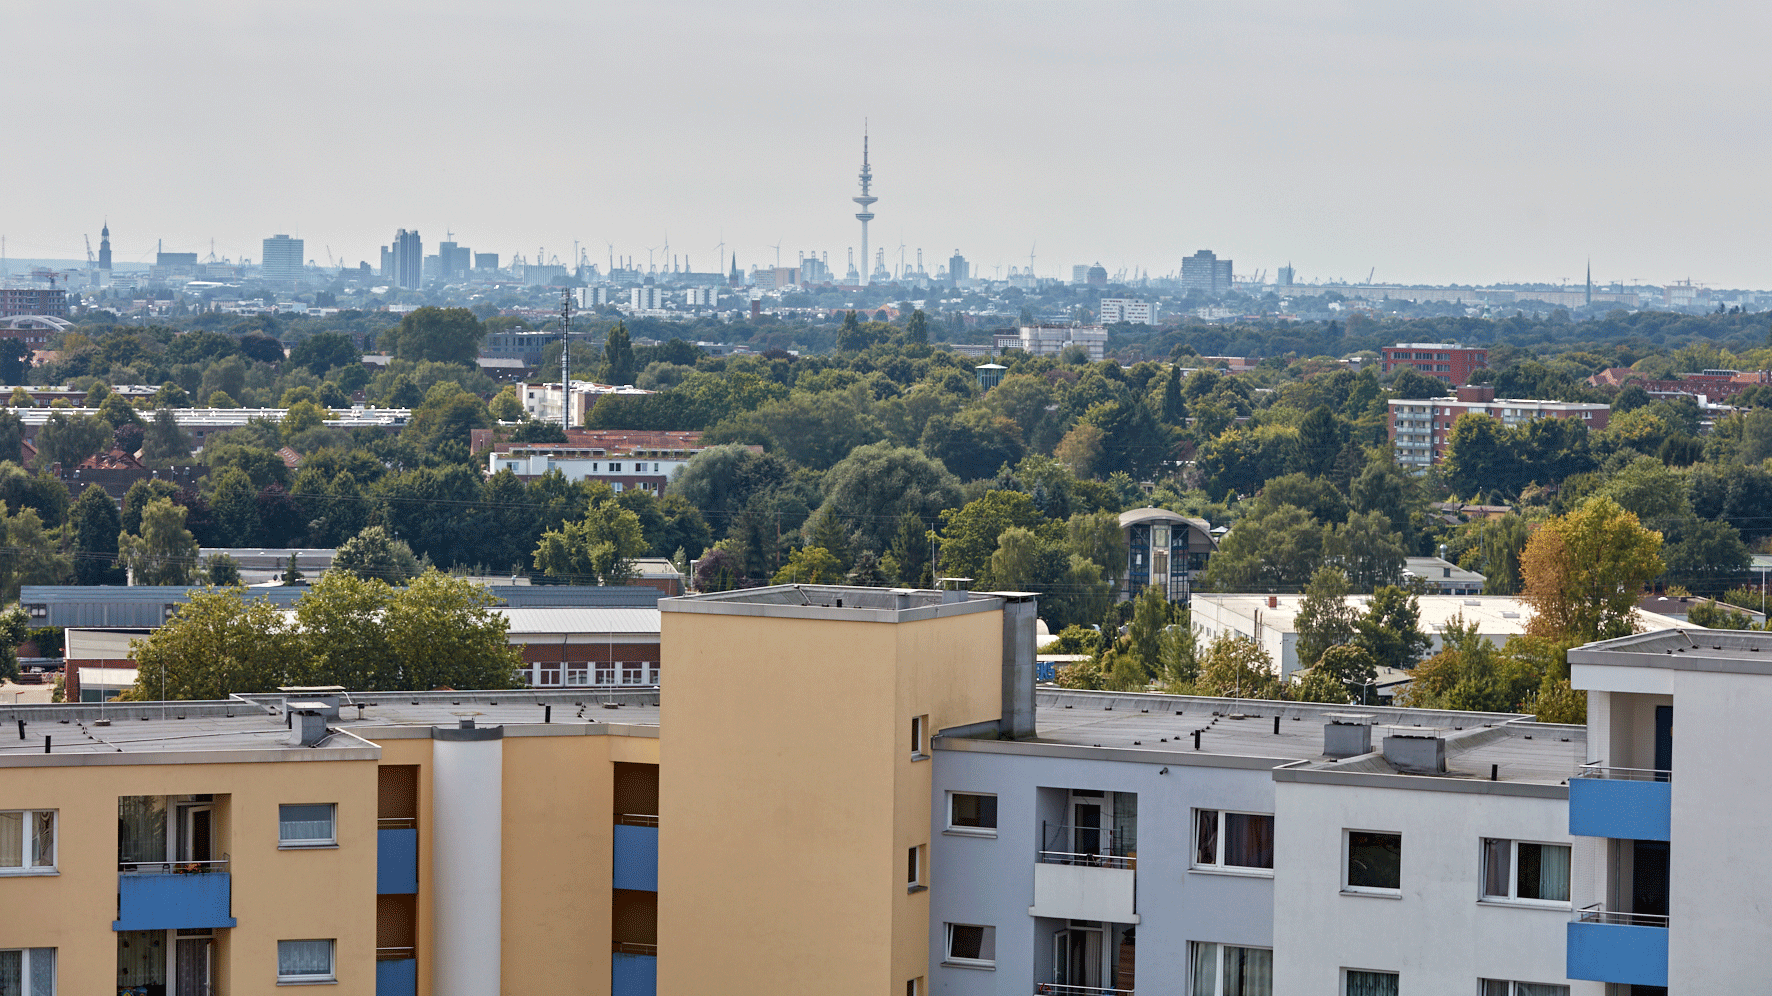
559, 287, 573, 431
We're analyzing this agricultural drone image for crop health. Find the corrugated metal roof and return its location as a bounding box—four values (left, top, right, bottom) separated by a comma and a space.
496, 607, 661, 636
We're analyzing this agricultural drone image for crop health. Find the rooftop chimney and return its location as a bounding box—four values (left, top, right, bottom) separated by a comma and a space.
1382, 730, 1447, 773
1000, 595, 1038, 739
289, 703, 329, 747
1323, 713, 1376, 758
1456, 384, 1496, 403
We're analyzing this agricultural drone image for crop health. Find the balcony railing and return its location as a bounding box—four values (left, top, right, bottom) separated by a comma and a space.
613, 942, 658, 956
375, 947, 416, 961
1576, 904, 1670, 928
378, 817, 418, 830
119, 857, 229, 875
1037, 822, 1136, 871
615, 813, 659, 827
1574, 764, 1671, 783
1035, 985, 1133, 996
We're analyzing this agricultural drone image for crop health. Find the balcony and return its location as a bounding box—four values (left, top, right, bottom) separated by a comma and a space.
1568, 766, 1671, 841
1566, 906, 1668, 987
1035, 987, 1133, 996
114, 858, 237, 931
376, 948, 417, 996
612, 942, 657, 996
378, 821, 419, 895
1028, 824, 1138, 924
614, 815, 659, 893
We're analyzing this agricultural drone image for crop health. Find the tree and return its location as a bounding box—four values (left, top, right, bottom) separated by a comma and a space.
1313, 644, 1380, 704
1194, 633, 1281, 699
1292, 406, 1342, 478
126, 587, 298, 699
903, 309, 929, 346
936, 490, 1043, 581
533, 487, 648, 584
692, 547, 743, 592
1200, 504, 1327, 592
209, 468, 261, 547
920, 407, 1025, 481
0, 410, 20, 464
203, 553, 242, 586
0, 340, 27, 385
288, 331, 360, 377
1521, 496, 1665, 644
489, 385, 525, 422
1354, 585, 1432, 670
1441, 413, 1512, 498
117, 498, 199, 585
0, 504, 70, 600
1126, 584, 1172, 674
349, 571, 525, 691
772, 546, 841, 584
384, 307, 484, 366
238, 333, 287, 365
281, 401, 329, 441
334, 525, 421, 581
1066, 511, 1128, 592
1687, 599, 1756, 630
1160, 365, 1187, 425
1294, 567, 1358, 670
1596, 455, 1690, 522
0, 605, 26, 682
142, 409, 193, 463
1462, 514, 1530, 595
836, 311, 868, 352
35, 411, 112, 469
888, 510, 930, 585
122, 478, 181, 535
600, 323, 636, 385
97, 393, 144, 429
69, 484, 126, 585
407, 383, 492, 450
1330, 510, 1409, 590
1053, 422, 1105, 478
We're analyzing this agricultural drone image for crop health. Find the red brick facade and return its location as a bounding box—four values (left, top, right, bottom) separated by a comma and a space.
1381, 343, 1488, 385
516, 640, 661, 687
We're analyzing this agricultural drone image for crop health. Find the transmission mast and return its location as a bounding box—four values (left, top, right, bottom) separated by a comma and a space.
559, 287, 573, 431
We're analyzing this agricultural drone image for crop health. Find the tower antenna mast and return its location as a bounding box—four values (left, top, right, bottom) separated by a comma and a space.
852, 122, 877, 287
560, 287, 573, 431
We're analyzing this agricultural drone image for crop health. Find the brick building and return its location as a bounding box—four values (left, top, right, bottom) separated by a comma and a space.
1388, 384, 1610, 468
1380, 342, 1489, 385
0, 286, 68, 318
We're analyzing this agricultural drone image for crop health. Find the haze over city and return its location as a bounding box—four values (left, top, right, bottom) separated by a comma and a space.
8, 1, 1771, 288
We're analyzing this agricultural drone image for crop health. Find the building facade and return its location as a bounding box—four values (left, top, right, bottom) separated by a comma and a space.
1381, 342, 1489, 385
1098, 298, 1155, 325
390, 230, 423, 290
1388, 385, 1611, 468
0, 288, 67, 319
1004, 325, 1109, 361
261, 235, 305, 283
479, 429, 713, 493
514, 382, 655, 427
1120, 508, 1215, 602
1182, 250, 1234, 296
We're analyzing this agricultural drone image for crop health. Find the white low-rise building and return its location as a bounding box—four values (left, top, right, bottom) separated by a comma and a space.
520, 380, 653, 426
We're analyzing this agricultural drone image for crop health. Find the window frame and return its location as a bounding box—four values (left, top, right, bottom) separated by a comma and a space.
275, 938, 336, 985
907, 843, 926, 892
1341, 967, 1399, 996
945, 792, 998, 837
1480, 981, 1570, 996
1342, 829, 1403, 896
1191, 808, 1275, 876
942, 922, 996, 969
1479, 838, 1572, 908
0, 809, 57, 875
0, 946, 55, 995
910, 715, 929, 760
277, 803, 338, 849
1189, 940, 1274, 996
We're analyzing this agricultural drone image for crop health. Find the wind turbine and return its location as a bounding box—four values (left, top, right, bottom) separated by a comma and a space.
715, 232, 727, 276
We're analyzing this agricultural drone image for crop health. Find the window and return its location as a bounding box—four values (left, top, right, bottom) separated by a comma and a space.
1482, 839, 1570, 904
0, 947, 55, 996
1480, 982, 1568, 996
0, 811, 56, 873
1194, 810, 1274, 871
907, 844, 925, 890
1343, 969, 1397, 996
944, 923, 996, 967
1345, 831, 1401, 893
609, 462, 622, 472
910, 715, 928, 758
276, 939, 335, 983
948, 793, 998, 833
595, 663, 616, 685
1190, 942, 1271, 995
621, 661, 644, 685
906, 979, 921, 996
278, 804, 337, 847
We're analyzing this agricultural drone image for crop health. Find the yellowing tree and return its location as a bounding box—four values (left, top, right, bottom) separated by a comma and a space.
1521, 496, 1664, 644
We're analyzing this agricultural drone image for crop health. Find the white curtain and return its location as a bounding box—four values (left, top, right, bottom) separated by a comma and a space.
29, 814, 52, 869
0, 813, 20, 868
1190, 942, 1217, 996
27, 949, 52, 996
279, 804, 335, 843
0, 950, 19, 996
278, 939, 334, 978
1224, 946, 1272, 996
1537, 845, 1570, 903
1516, 984, 1568, 996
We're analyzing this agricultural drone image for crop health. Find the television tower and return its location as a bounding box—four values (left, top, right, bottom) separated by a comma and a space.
852, 126, 876, 287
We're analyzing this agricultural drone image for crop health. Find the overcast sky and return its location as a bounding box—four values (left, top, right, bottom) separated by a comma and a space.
8, 2, 1770, 288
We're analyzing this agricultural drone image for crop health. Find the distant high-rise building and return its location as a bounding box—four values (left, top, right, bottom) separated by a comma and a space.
437, 240, 472, 281
97, 222, 112, 272
1086, 263, 1108, 287
852, 129, 877, 287
379, 246, 394, 280
1099, 298, 1155, 325
949, 251, 969, 286
1182, 249, 1233, 296
1072, 264, 1090, 285
391, 229, 423, 289
475, 252, 499, 272
1278, 263, 1295, 287
156, 250, 198, 268
261, 234, 304, 282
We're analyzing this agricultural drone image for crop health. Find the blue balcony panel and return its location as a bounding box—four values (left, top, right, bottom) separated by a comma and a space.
612, 951, 657, 996
378, 828, 419, 894
1567, 920, 1668, 987
1568, 777, 1671, 841
376, 957, 417, 996
613, 823, 658, 892
114, 872, 237, 931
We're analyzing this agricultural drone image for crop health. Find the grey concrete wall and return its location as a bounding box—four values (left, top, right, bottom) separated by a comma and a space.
927, 746, 1280, 994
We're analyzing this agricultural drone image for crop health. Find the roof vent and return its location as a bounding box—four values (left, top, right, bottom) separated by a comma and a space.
1383, 730, 1447, 773
1322, 713, 1376, 758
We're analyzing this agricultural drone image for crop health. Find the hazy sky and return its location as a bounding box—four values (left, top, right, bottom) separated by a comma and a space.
8, 2, 1771, 288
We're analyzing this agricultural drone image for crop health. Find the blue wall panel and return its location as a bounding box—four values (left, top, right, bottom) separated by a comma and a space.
1568, 778, 1671, 841
614, 824, 659, 892
1567, 921, 1668, 987
378, 828, 420, 894
113, 872, 236, 931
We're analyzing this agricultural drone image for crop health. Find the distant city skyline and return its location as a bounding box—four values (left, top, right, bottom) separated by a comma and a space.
7, 2, 1771, 288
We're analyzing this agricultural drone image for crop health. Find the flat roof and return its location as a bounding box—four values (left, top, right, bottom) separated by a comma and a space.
1195, 593, 1682, 638
1569, 627, 1772, 676
662, 584, 1012, 623
0, 688, 658, 760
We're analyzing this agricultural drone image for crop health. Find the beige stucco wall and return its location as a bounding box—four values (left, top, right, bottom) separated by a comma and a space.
657, 605, 1002, 996
0, 755, 379, 994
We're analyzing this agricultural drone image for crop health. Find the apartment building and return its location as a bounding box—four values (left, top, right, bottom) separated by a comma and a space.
0, 687, 661, 996
1381, 342, 1489, 385
0, 287, 67, 319
995, 325, 1110, 361
1388, 384, 1611, 468
1098, 298, 1155, 325
519, 381, 654, 426
479, 429, 712, 492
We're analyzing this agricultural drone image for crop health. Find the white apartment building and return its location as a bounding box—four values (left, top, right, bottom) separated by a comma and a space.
521, 380, 653, 426
994, 324, 1110, 361
1389, 385, 1611, 468
1098, 298, 1155, 325
484, 429, 709, 491
629, 285, 664, 310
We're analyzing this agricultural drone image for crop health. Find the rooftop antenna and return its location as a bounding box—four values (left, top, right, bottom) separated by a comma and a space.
559, 287, 573, 430
852, 122, 876, 286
